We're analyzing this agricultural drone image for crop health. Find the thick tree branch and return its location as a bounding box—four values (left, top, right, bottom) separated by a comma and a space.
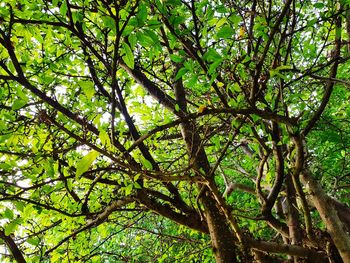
249, 239, 326, 260
0, 230, 26, 263
119, 62, 180, 115
301, 171, 350, 261
135, 191, 208, 233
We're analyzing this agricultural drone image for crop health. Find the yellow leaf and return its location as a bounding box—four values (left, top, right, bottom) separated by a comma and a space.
198, 105, 207, 113
217, 82, 224, 87
238, 27, 245, 38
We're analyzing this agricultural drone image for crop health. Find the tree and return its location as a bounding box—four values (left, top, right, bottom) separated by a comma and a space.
0, 0, 350, 262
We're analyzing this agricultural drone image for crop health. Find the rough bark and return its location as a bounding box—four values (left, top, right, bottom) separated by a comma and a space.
202, 192, 239, 262
332, 199, 350, 232
301, 171, 350, 262
174, 72, 239, 262
249, 239, 327, 262
180, 111, 239, 262
285, 175, 303, 263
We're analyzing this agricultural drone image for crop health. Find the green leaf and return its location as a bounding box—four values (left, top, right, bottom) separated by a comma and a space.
27, 237, 40, 246
216, 17, 227, 29
12, 99, 27, 110
128, 34, 137, 49
15, 86, 28, 101
203, 48, 222, 62
175, 67, 188, 81
4, 208, 14, 220
102, 16, 116, 31
251, 114, 260, 122
99, 129, 111, 147
137, 3, 148, 25
72, 12, 83, 24
341, 150, 346, 157
134, 182, 142, 189
125, 184, 133, 196
79, 81, 95, 100
175, 104, 180, 112
136, 31, 154, 47
60, 1, 68, 16
4, 222, 17, 236
143, 29, 159, 44
134, 173, 141, 181
14, 202, 25, 212
44, 160, 55, 177
217, 26, 234, 39
169, 14, 185, 26
170, 54, 183, 63
141, 158, 153, 170
231, 83, 241, 92
122, 42, 134, 69
76, 150, 99, 178
0, 163, 11, 170
314, 2, 324, 8
208, 60, 222, 74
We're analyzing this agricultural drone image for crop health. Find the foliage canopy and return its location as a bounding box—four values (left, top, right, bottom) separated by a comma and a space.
0, 0, 350, 262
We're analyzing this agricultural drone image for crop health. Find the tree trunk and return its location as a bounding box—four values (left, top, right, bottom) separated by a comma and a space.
201, 192, 238, 262
301, 171, 350, 262
172, 70, 239, 262
179, 120, 239, 262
